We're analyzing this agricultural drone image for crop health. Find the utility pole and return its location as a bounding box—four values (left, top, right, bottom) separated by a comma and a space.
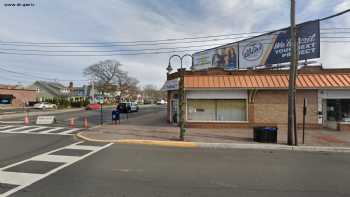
288, 0, 298, 146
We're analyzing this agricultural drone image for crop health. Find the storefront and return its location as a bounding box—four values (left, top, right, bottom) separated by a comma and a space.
0, 85, 37, 108
164, 67, 350, 131
319, 90, 350, 130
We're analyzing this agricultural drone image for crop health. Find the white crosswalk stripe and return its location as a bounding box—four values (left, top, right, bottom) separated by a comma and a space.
0, 141, 112, 196
0, 125, 82, 135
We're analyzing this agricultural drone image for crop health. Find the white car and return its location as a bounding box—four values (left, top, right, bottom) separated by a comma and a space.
33, 102, 57, 110
156, 100, 167, 105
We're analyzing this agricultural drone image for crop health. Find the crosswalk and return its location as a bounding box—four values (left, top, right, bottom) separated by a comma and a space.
0, 125, 83, 135
0, 141, 112, 196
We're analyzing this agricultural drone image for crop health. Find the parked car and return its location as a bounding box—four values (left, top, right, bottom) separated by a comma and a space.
33, 102, 57, 110
85, 103, 101, 110
156, 99, 167, 105
117, 102, 139, 113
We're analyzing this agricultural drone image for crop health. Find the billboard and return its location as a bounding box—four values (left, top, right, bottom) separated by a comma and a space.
193, 43, 238, 70
239, 20, 320, 69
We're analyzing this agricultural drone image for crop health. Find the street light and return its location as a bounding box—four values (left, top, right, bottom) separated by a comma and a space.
168, 54, 193, 141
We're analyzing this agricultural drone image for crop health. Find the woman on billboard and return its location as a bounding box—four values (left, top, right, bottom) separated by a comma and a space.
224, 47, 237, 70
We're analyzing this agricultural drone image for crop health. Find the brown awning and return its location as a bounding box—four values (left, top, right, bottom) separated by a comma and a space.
184, 73, 350, 89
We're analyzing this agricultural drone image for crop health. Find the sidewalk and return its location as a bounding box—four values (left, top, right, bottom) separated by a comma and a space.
79, 110, 350, 148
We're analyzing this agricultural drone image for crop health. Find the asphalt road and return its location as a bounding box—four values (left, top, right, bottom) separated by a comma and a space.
1, 105, 350, 197
0, 143, 348, 197
0, 133, 77, 169
0, 105, 164, 128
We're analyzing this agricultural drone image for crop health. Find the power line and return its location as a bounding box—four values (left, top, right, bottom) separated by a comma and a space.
0, 31, 267, 45
320, 8, 350, 21
0, 28, 348, 48
0, 37, 348, 54
0, 43, 226, 53
0, 66, 88, 82
0, 37, 245, 48
0, 40, 349, 57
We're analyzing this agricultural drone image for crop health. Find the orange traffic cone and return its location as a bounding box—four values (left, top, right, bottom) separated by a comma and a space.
24, 114, 29, 125
83, 117, 89, 128
69, 118, 75, 128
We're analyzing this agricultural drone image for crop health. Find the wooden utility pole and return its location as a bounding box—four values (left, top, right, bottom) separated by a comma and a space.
288, 0, 297, 146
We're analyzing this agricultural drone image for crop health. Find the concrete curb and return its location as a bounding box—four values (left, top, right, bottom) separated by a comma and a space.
76, 132, 198, 148
76, 132, 350, 153
197, 142, 350, 153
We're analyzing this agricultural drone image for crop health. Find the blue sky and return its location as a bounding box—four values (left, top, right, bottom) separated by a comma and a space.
0, 0, 349, 88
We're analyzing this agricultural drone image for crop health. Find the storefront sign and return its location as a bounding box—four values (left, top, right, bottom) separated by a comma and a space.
193, 43, 238, 71
239, 20, 320, 68
161, 79, 179, 91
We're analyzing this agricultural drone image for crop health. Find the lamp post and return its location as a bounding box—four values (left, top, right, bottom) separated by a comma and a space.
167, 54, 193, 141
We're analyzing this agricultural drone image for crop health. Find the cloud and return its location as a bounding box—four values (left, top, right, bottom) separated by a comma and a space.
0, 0, 349, 88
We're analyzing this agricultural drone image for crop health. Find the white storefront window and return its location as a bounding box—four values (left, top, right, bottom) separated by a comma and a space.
187, 99, 247, 122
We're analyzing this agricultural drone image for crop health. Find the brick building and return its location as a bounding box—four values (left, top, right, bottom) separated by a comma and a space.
0, 85, 38, 108
164, 67, 350, 131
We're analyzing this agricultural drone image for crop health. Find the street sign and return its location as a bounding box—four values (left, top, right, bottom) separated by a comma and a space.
36, 116, 55, 125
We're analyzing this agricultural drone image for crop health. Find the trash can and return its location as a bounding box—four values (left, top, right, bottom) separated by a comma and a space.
253, 127, 277, 143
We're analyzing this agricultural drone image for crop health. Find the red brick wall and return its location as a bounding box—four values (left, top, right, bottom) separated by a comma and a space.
0, 89, 37, 108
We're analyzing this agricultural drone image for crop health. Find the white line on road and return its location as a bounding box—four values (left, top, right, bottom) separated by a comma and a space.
0, 126, 33, 132
59, 128, 81, 135
19, 126, 48, 133
38, 127, 64, 134
0, 141, 113, 197
0, 126, 16, 130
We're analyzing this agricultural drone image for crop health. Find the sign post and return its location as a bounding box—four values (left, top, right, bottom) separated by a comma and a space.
99, 92, 104, 125
302, 98, 307, 144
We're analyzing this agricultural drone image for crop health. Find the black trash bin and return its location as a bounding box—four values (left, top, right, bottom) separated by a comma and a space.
253, 127, 277, 143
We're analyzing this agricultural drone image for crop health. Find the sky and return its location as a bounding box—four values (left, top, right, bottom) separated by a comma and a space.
0, 0, 349, 88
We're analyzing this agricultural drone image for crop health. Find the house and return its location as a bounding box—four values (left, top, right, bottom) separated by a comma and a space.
0, 84, 37, 108
28, 81, 70, 101
164, 66, 350, 132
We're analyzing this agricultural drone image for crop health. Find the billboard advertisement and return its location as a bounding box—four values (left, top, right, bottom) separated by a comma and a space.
192, 43, 238, 71
239, 20, 320, 69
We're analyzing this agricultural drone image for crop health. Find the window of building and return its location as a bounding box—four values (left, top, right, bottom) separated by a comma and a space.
187, 99, 247, 122
0, 95, 13, 104
327, 99, 350, 122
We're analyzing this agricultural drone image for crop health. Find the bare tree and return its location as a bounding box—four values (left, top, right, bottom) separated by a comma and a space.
142, 84, 164, 103
83, 60, 125, 92
84, 59, 140, 100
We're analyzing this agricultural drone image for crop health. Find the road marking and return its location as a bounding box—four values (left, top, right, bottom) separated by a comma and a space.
0, 126, 16, 130
0, 171, 41, 186
65, 144, 101, 151
59, 128, 81, 135
0, 125, 83, 136
19, 127, 48, 133
1, 126, 33, 132
0, 141, 112, 197
31, 154, 80, 163
39, 127, 64, 134
0, 121, 24, 124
